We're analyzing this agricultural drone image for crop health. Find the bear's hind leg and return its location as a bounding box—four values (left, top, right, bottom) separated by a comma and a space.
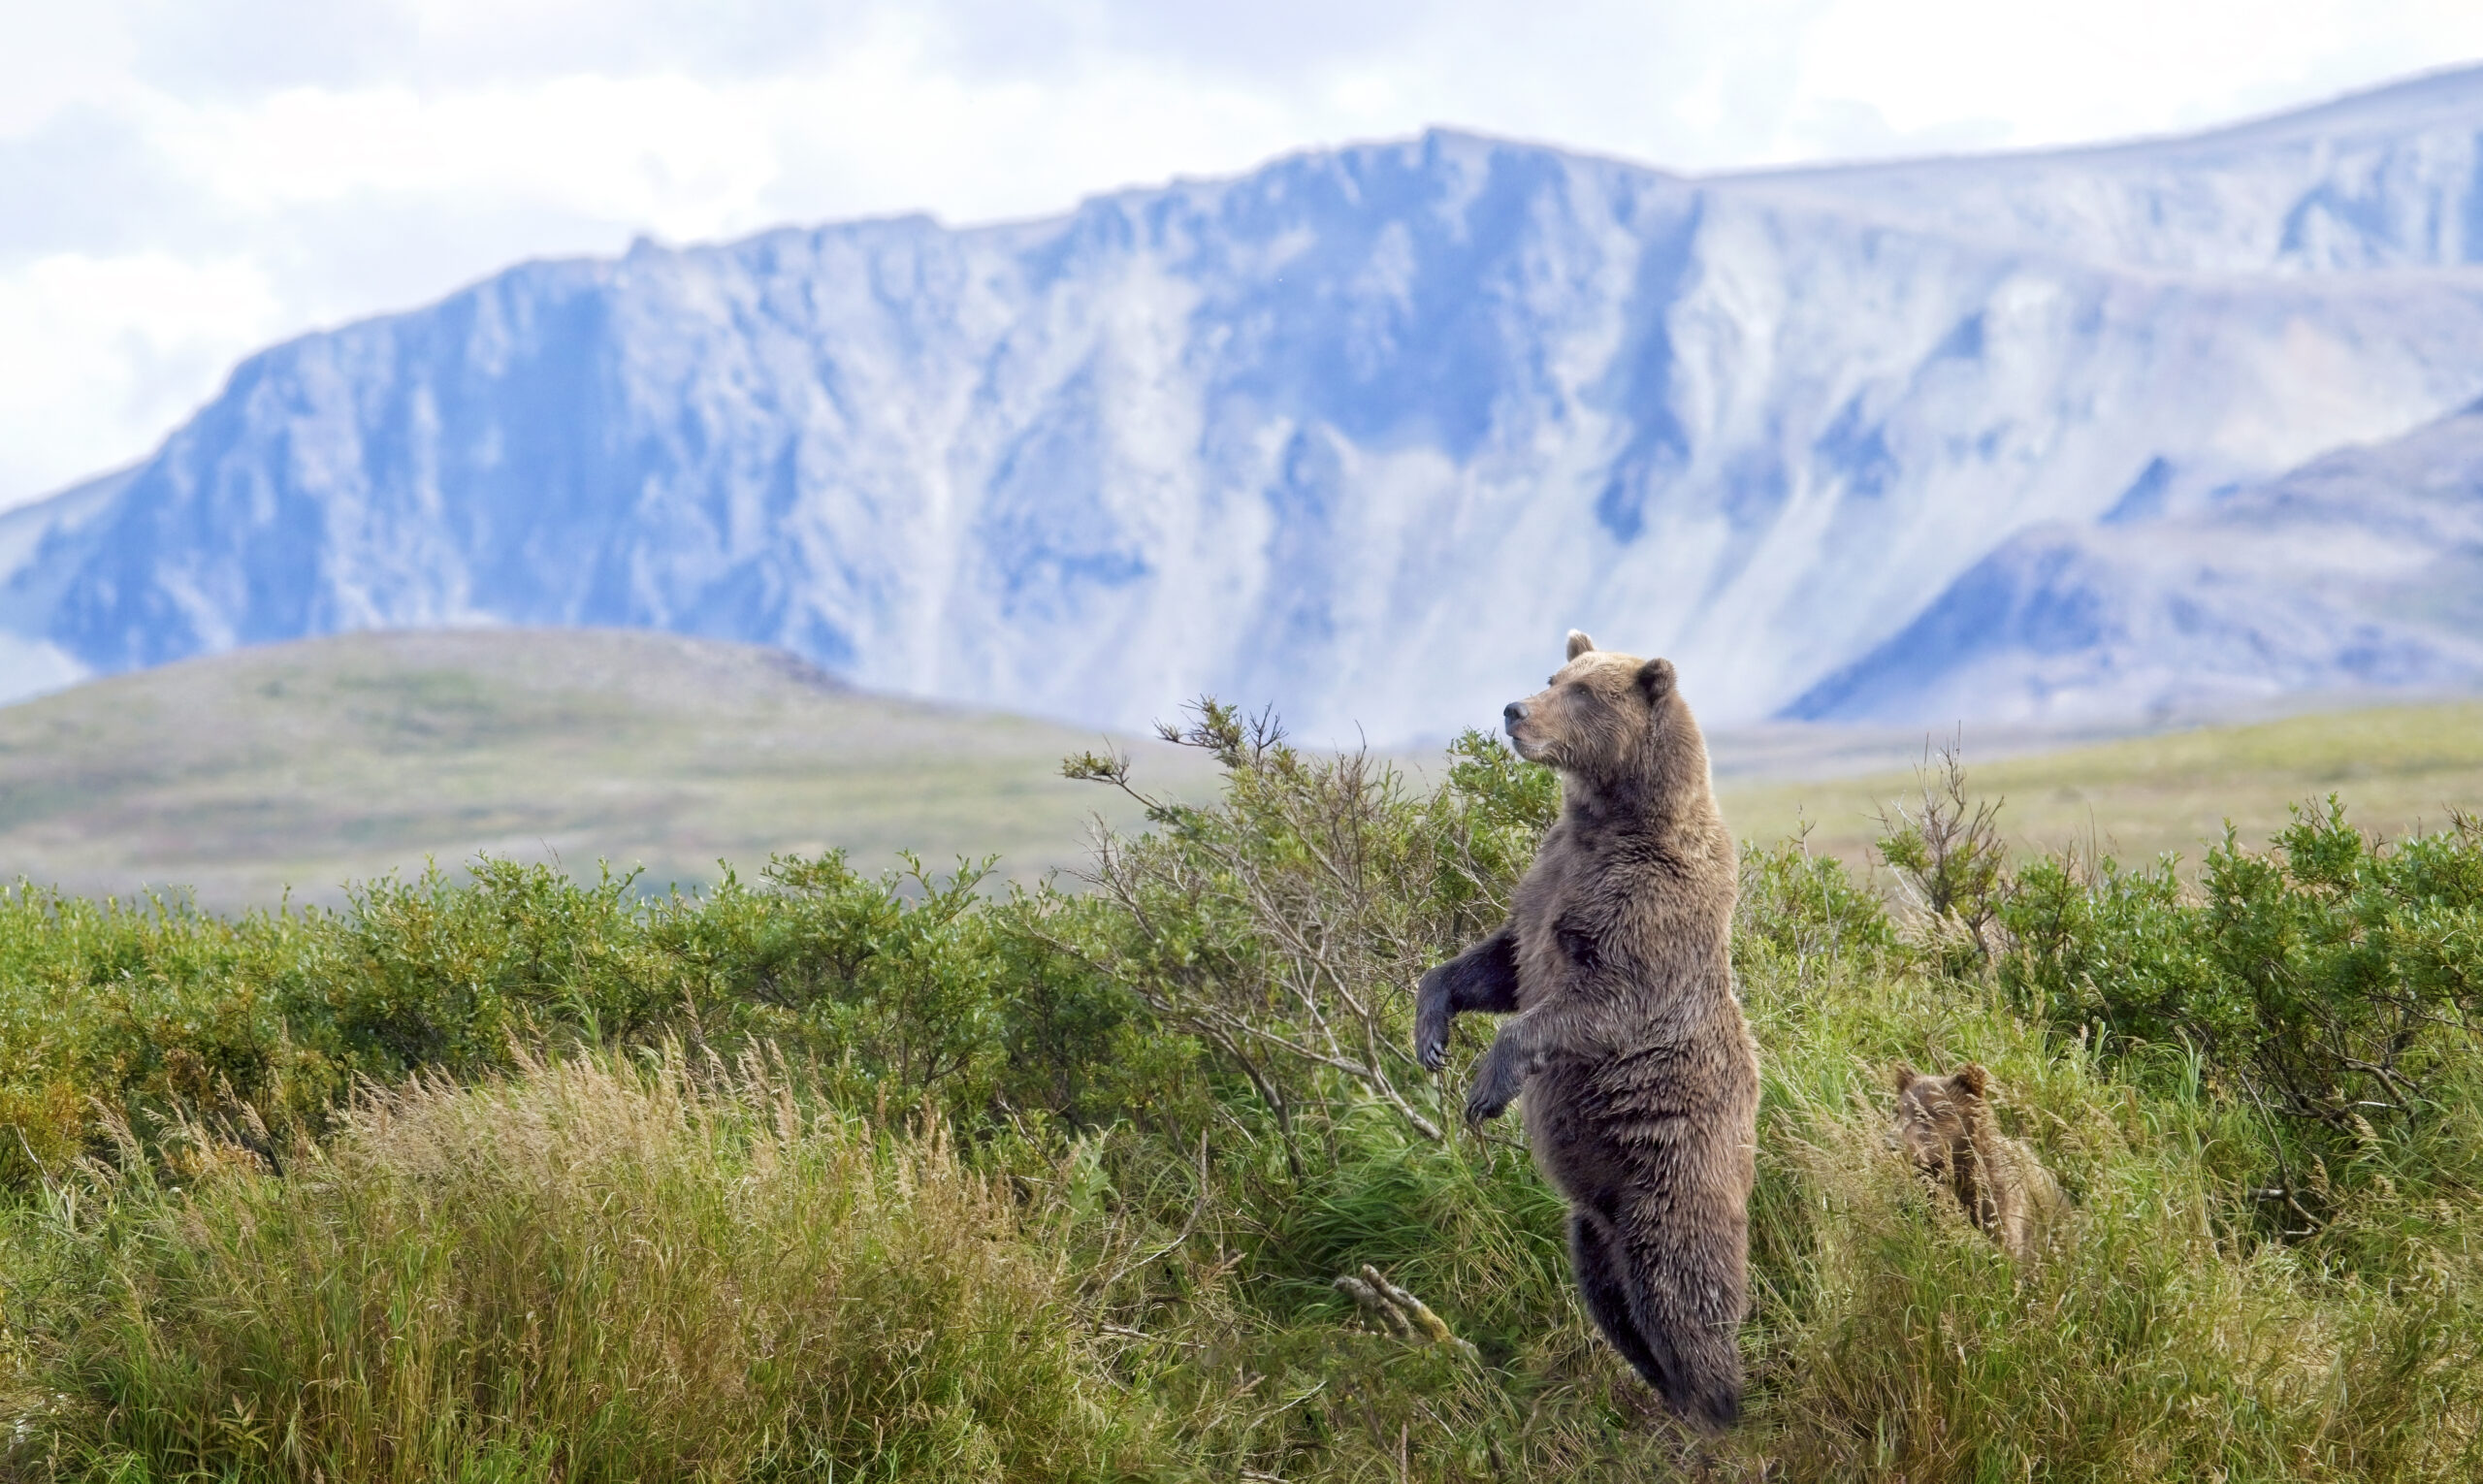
1569, 1210, 1677, 1396
1612, 1224, 1744, 1431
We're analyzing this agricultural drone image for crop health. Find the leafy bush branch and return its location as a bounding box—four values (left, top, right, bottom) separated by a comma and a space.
1056, 700, 1556, 1151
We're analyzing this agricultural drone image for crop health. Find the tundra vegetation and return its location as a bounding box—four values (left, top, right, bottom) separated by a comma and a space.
1, 705, 2479, 1482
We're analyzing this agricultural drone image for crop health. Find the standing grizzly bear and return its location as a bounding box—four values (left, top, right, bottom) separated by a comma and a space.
1890, 1063, 2066, 1262
1415, 631, 1758, 1429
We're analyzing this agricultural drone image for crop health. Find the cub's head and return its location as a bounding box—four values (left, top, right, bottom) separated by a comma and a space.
1890, 1062, 1989, 1180
1500, 629, 1686, 780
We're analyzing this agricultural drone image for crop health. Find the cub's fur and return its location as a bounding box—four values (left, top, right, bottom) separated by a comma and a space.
1891, 1063, 2065, 1262
1415, 631, 1758, 1430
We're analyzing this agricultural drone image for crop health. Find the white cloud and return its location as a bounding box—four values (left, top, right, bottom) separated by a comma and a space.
164, 80, 784, 229
1792, 0, 2483, 146
4, 0, 2483, 507
0, 251, 283, 500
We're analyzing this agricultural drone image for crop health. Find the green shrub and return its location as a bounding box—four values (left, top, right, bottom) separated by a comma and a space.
1735, 835, 1901, 972
1053, 711, 1559, 1152
0, 854, 1181, 1194
1870, 739, 2011, 975
0, 886, 324, 1189
2001, 802, 2483, 1217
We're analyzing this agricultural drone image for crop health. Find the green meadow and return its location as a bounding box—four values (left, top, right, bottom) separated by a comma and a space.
0, 645, 2478, 1481
1719, 697, 2483, 873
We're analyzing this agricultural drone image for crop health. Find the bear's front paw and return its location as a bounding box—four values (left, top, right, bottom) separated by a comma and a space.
1463, 1033, 1528, 1124
1413, 969, 1453, 1071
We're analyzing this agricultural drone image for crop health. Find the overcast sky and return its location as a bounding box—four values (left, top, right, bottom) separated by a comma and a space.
6, 0, 2483, 511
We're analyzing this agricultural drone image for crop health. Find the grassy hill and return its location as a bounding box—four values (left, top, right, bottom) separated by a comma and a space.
0, 629, 1220, 908
1716, 699, 2483, 873
5, 626, 2477, 910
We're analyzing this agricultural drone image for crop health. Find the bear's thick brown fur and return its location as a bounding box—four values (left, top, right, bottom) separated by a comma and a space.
1891, 1063, 2065, 1262
1415, 631, 1758, 1430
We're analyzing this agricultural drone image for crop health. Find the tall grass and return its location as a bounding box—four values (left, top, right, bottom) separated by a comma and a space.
9, 1045, 1166, 1484
1734, 935, 2483, 1480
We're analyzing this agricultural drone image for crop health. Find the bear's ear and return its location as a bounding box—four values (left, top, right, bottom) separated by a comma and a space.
1635, 657, 1676, 700
1953, 1063, 1989, 1099
1892, 1061, 1919, 1093
1565, 629, 1596, 661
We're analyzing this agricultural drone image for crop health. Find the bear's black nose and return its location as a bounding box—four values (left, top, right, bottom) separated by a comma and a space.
1503, 701, 1529, 727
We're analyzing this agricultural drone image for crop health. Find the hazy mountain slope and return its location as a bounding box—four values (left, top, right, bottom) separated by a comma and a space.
12, 71, 2483, 738
0, 629, 1216, 909
1791, 399, 2483, 725
0, 465, 130, 697
1742, 65, 2483, 274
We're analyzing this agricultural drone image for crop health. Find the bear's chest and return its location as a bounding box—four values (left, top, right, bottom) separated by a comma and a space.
1509, 849, 1632, 1005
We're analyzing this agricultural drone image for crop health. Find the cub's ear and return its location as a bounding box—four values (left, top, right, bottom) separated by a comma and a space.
1892, 1061, 1919, 1093
1635, 657, 1676, 700
1565, 629, 1596, 661
1953, 1063, 1989, 1098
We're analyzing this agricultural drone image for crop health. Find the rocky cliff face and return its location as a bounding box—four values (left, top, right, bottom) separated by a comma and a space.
1790, 400, 2483, 726
12, 68, 2483, 738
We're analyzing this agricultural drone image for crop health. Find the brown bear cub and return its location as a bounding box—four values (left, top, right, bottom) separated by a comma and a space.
1415, 631, 1759, 1430
1891, 1063, 2065, 1262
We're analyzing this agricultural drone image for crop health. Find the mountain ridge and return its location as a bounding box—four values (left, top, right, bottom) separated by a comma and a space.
10, 72, 2483, 737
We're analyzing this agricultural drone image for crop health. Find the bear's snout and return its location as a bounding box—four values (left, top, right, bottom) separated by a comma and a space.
1502, 700, 1530, 730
